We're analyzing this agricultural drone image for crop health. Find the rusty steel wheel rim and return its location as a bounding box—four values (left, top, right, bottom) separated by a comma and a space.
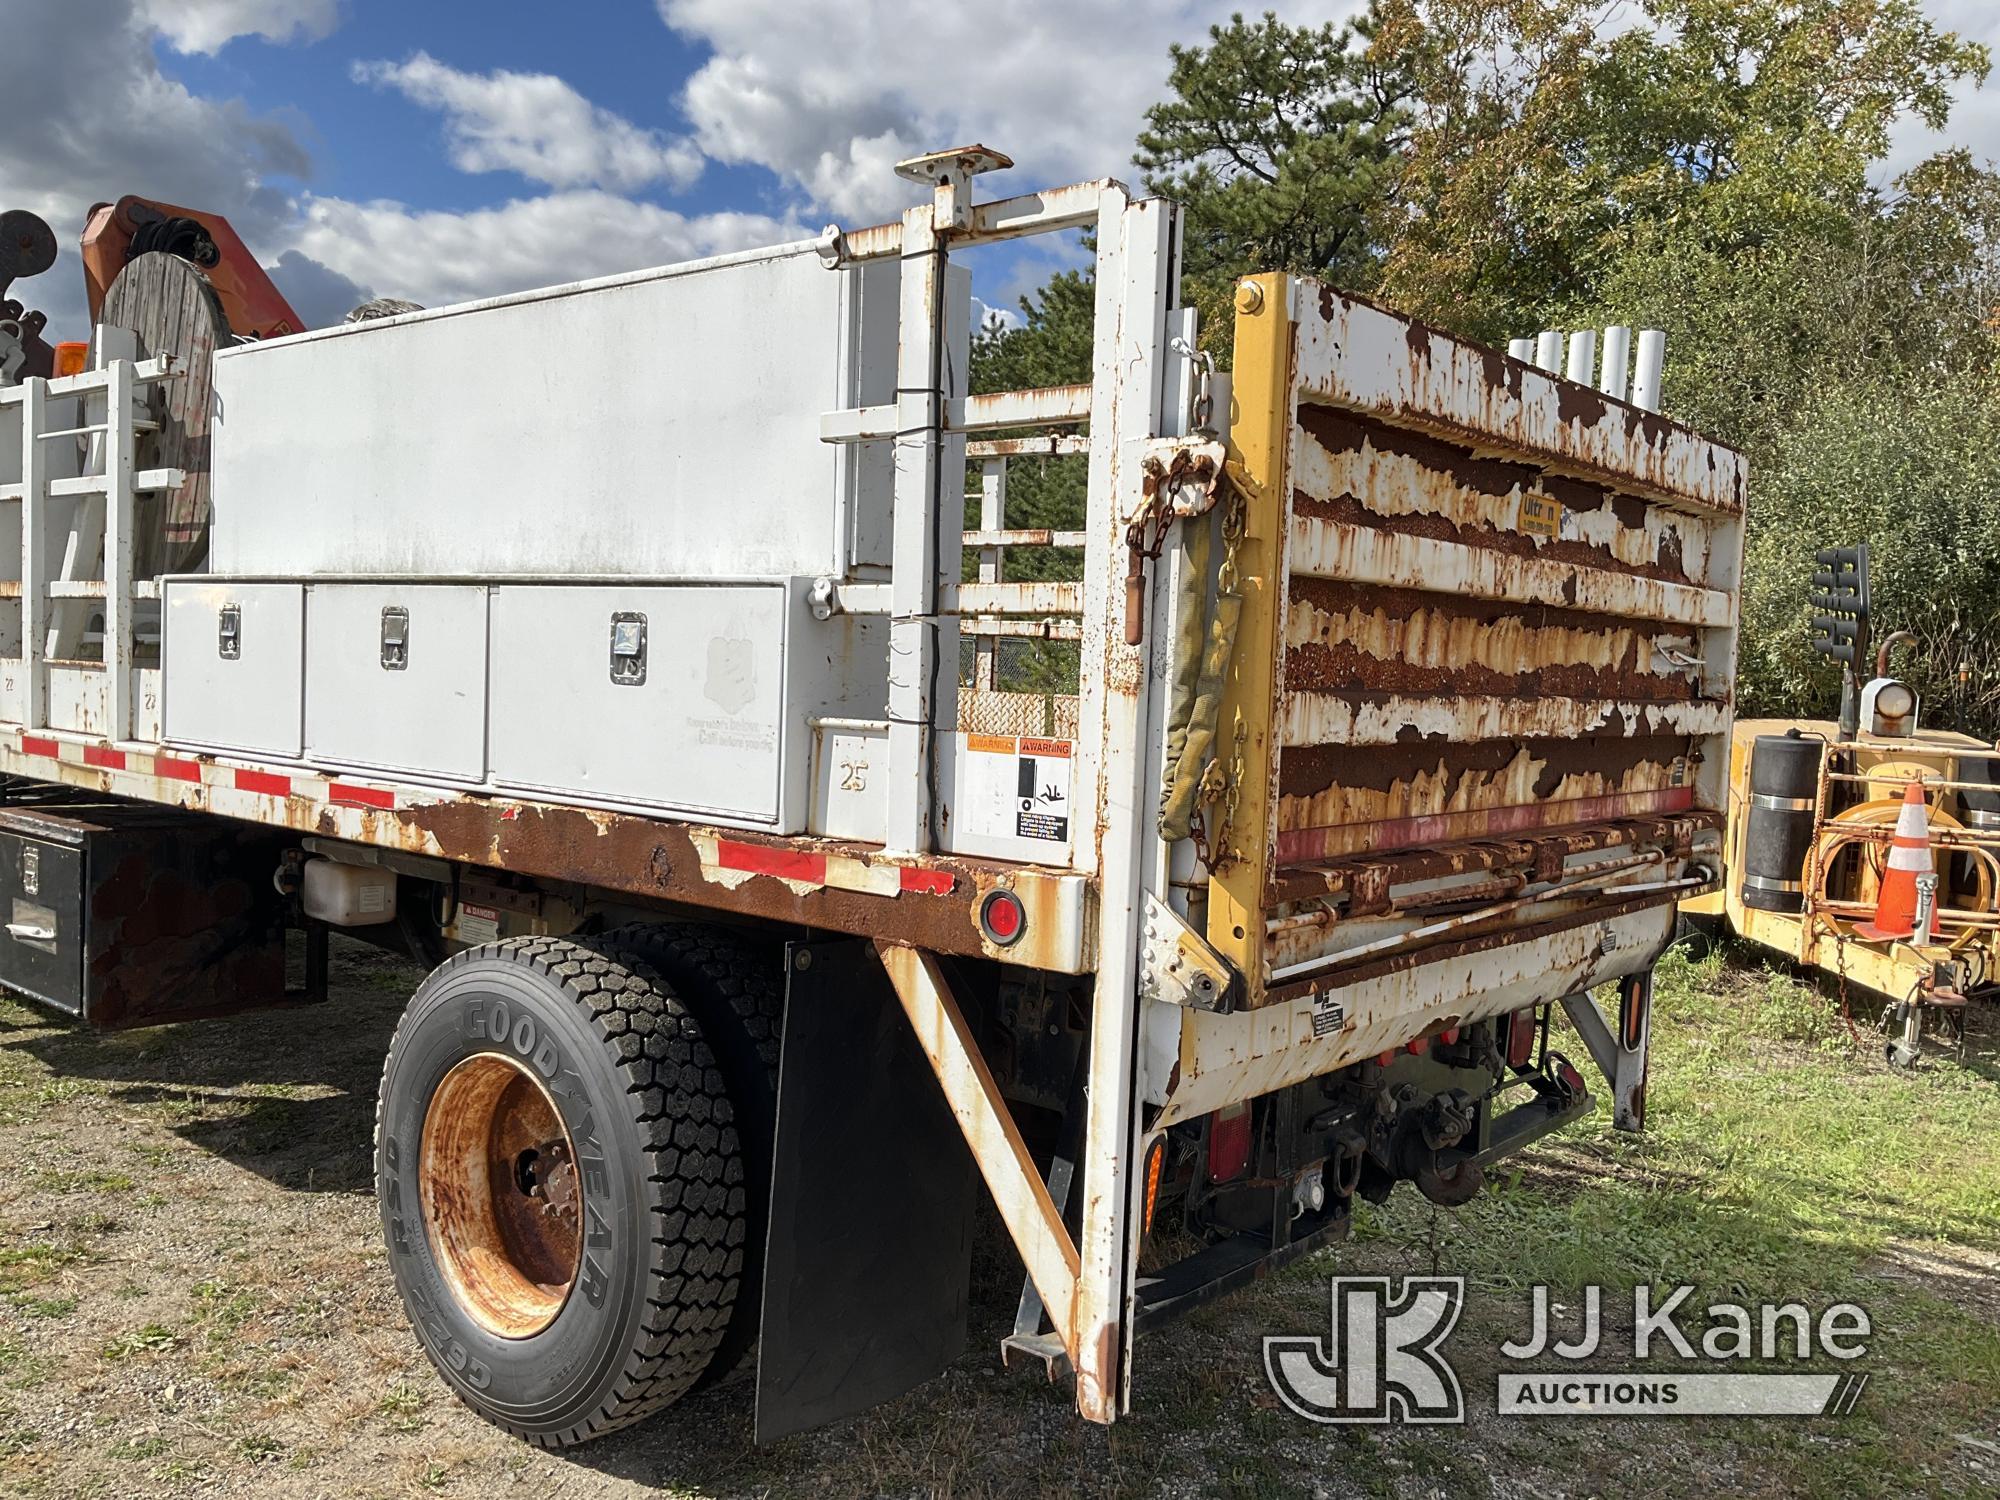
419, 1053, 582, 1339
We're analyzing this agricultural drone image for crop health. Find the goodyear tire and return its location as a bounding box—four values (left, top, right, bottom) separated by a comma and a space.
602, 924, 782, 1383
374, 936, 745, 1448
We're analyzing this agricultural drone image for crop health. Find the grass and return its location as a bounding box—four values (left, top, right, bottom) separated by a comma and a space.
378, 1379, 432, 1434
99, 1324, 182, 1361
1333, 940, 2000, 1496
32, 1168, 135, 1194
0, 1244, 80, 1294
1359, 942, 1998, 1289
106, 1436, 169, 1461
191, 1276, 260, 1335
7, 1295, 76, 1320
0, 937, 1992, 1497
235, 1432, 286, 1464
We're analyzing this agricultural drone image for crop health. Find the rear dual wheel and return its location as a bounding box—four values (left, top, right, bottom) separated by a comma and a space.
374, 935, 747, 1447
597, 924, 782, 1385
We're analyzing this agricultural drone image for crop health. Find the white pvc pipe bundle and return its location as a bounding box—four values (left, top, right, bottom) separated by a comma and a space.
1598, 325, 1632, 401
1631, 329, 1666, 414
1565, 330, 1597, 386
1499, 323, 1667, 412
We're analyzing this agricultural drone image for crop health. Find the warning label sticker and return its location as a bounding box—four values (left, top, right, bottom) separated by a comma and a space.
1014, 738, 1072, 842
1311, 994, 1347, 1038
961, 734, 1073, 845
455, 902, 501, 946
1518, 492, 1562, 539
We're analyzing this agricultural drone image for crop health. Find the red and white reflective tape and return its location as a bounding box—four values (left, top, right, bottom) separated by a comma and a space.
4, 729, 962, 905
3, 729, 403, 817
701, 833, 955, 901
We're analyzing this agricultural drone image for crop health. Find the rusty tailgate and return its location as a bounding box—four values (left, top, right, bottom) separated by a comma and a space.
1208, 276, 1741, 1006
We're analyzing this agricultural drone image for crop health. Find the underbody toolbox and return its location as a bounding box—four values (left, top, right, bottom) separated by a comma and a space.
0, 794, 290, 1027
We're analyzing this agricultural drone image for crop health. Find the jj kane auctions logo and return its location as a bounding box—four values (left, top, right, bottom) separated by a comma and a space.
1266, 1278, 1872, 1422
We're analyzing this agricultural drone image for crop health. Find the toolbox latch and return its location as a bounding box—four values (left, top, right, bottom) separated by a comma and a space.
380, 606, 409, 671
218, 603, 241, 660
609, 611, 648, 686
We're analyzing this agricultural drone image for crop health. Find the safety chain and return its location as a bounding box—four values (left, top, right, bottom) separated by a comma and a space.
1832, 926, 1861, 1048
1122, 490, 1174, 644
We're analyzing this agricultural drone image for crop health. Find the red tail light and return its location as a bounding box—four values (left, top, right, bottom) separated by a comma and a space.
979, 889, 1026, 946
1507, 1006, 1537, 1068
1207, 1101, 1252, 1183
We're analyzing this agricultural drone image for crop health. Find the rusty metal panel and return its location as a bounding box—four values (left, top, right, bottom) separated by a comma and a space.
1292, 288, 1745, 513
1241, 277, 1742, 998
1151, 900, 1675, 1127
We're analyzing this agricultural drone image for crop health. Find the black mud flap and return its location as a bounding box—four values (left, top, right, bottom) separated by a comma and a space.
755, 939, 978, 1443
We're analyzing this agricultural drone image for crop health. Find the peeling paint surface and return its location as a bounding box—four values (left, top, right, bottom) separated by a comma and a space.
1220, 278, 1744, 1000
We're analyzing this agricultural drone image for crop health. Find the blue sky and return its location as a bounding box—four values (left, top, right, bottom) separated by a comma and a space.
6, 0, 1301, 338
168, 6, 733, 216
2, 0, 1995, 341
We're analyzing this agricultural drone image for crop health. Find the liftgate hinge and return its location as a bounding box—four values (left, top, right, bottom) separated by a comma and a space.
1137, 892, 1242, 1013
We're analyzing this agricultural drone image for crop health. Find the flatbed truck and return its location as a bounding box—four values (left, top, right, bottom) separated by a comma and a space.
0, 147, 1743, 1446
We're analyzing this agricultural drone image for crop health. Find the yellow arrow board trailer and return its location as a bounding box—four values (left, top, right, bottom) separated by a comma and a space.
0, 148, 1742, 1445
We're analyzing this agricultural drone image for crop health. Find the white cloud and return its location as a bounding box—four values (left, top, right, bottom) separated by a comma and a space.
0, 6, 764, 338
139, 0, 341, 55
279, 190, 800, 310
355, 52, 704, 193
0, 0, 314, 339
970, 296, 1024, 334
1884, 1, 2000, 177
659, 0, 1361, 223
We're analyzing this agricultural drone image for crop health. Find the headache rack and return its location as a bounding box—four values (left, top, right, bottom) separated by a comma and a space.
1206, 275, 1741, 1012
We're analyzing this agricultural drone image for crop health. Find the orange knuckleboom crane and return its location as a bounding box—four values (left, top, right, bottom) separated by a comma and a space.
79, 196, 304, 341
2, 194, 306, 386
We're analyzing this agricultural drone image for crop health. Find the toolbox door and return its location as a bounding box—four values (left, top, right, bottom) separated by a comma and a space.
305, 583, 489, 782
0, 825, 85, 1015
162, 581, 305, 758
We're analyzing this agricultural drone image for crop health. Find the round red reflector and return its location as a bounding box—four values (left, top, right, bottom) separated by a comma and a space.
980, 890, 1026, 946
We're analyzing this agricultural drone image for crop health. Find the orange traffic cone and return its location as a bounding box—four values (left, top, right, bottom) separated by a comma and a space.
1855, 780, 1937, 941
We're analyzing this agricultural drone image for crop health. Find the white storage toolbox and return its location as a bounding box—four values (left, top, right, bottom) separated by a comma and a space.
304, 583, 488, 783
206, 245, 909, 581
161, 582, 305, 757
158, 229, 980, 837
161, 577, 886, 832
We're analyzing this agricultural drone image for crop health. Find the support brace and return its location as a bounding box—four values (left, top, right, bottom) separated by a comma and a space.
874, 940, 1082, 1350
1559, 970, 1653, 1131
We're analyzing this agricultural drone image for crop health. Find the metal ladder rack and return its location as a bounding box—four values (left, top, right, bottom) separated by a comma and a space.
816, 146, 1190, 1422
959, 439, 1090, 738
0, 338, 182, 741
